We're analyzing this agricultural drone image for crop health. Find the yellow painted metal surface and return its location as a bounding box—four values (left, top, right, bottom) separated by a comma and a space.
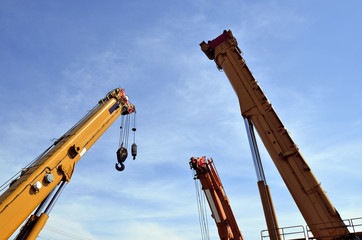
0, 88, 134, 240
24, 213, 49, 240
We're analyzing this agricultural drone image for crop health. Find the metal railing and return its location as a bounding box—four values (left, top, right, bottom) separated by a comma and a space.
261, 217, 362, 240
261, 225, 306, 240
307, 217, 362, 239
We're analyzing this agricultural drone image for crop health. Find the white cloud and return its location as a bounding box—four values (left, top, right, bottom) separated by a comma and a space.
1, 1, 362, 239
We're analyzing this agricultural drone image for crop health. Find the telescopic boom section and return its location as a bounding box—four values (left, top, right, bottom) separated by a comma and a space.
200, 30, 350, 239
190, 157, 244, 240
0, 88, 135, 240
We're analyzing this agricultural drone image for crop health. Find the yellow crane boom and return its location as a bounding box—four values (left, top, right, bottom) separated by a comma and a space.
0, 88, 135, 240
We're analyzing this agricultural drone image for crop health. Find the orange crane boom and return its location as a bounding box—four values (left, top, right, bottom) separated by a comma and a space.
190, 156, 244, 240
200, 30, 352, 239
0, 88, 135, 240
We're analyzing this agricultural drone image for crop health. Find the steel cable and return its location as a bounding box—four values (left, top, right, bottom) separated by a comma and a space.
193, 170, 210, 240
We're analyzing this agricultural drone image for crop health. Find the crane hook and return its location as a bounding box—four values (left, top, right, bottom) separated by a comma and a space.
115, 162, 125, 171
115, 146, 127, 171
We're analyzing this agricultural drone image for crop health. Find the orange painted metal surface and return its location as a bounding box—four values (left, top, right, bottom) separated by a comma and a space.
201, 31, 350, 239
190, 157, 244, 240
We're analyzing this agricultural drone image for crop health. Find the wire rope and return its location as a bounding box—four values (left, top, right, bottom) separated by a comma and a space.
124, 115, 130, 149
192, 169, 210, 240
38, 225, 93, 240
0, 145, 54, 194
1, 102, 101, 193
118, 114, 131, 149
132, 111, 136, 144
118, 115, 125, 148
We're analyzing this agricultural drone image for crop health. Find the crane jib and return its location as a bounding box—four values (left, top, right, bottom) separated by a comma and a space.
0, 88, 136, 239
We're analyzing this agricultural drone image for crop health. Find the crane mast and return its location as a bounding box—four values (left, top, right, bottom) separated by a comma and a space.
200, 30, 351, 239
0, 88, 135, 240
190, 156, 244, 240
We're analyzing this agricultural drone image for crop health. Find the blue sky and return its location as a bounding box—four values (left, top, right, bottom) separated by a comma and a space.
1, 1, 362, 239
